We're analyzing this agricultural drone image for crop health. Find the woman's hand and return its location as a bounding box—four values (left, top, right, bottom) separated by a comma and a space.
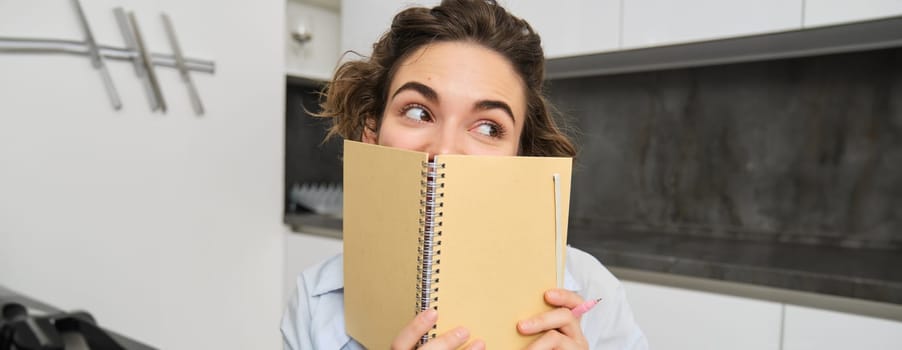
391, 309, 486, 350
517, 289, 589, 350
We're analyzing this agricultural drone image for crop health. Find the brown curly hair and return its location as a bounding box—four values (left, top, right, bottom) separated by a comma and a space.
317, 0, 576, 157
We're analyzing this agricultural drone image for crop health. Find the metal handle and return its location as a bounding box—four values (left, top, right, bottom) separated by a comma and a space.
0, 3, 217, 114
0, 37, 216, 73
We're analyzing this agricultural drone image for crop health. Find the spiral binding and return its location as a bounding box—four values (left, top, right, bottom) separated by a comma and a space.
417, 160, 445, 345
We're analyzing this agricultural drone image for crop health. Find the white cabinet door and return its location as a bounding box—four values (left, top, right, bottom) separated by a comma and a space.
804, 0, 902, 27
340, 1, 616, 59
286, 0, 340, 81
783, 305, 902, 350
621, 0, 803, 49
506, 0, 620, 58
623, 281, 782, 350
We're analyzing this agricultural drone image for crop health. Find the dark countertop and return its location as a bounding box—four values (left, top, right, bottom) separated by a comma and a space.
286, 214, 902, 314
569, 228, 902, 306
285, 213, 342, 238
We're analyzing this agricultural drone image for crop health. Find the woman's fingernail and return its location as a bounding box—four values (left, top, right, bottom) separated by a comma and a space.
455, 327, 470, 339
423, 309, 437, 321
519, 319, 533, 331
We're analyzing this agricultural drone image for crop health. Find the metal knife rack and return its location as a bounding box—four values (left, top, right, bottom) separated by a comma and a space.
0, 0, 215, 116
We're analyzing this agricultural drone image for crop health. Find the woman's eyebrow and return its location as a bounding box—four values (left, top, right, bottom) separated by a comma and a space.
474, 100, 515, 123
391, 81, 438, 103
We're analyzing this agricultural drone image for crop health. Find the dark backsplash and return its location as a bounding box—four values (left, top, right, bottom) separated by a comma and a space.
285, 48, 902, 249
549, 47, 902, 250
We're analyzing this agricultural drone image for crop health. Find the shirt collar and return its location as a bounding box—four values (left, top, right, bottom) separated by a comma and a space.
309, 254, 344, 297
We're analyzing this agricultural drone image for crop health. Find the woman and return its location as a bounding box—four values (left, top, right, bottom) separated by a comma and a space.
282, 1, 647, 349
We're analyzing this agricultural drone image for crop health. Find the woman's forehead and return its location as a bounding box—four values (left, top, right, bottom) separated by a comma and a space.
388, 41, 527, 117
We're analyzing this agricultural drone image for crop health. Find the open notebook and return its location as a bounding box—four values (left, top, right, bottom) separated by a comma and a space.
343, 140, 572, 349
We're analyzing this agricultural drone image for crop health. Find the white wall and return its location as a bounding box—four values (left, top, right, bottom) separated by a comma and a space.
0, 0, 285, 349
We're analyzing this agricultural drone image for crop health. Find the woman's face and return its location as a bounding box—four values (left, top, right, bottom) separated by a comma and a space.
364, 41, 526, 157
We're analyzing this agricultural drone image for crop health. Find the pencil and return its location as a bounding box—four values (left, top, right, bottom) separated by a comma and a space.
571, 298, 602, 318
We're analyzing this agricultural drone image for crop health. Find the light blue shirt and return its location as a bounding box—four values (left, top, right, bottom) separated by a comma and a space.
281, 246, 648, 349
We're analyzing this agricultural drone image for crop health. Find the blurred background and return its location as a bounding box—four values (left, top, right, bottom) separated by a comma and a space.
2, 0, 902, 349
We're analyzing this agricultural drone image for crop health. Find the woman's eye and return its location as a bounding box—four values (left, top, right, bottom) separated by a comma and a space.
472, 122, 504, 138
402, 105, 431, 122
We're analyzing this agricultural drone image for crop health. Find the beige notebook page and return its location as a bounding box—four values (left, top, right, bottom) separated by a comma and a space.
343, 141, 427, 349
432, 154, 572, 348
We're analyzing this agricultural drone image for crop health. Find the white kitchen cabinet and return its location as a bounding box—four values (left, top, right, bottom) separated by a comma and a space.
621, 0, 803, 49
804, 0, 902, 28
339, 1, 617, 60
506, 0, 620, 58
622, 281, 782, 350
340, 0, 440, 58
782, 305, 902, 350
339, 0, 901, 73
286, 0, 340, 81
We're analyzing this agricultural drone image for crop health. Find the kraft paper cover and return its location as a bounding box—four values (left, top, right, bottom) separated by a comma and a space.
433, 153, 571, 348
343, 141, 427, 349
